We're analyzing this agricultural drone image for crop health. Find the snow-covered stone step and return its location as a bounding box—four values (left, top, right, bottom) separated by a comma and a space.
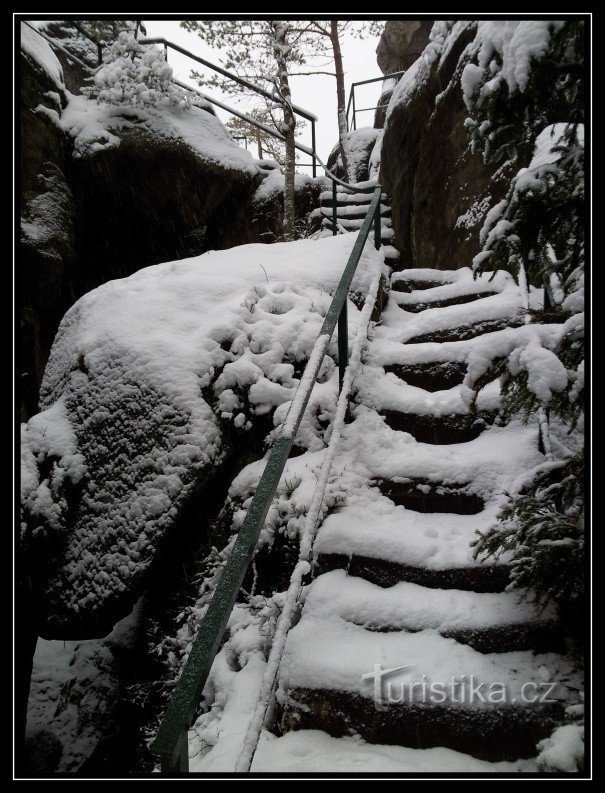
278, 617, 577, 760
310, 204, 391, 222
392, 276, 448, 293
325, 216, 392, 232
378, 409, 498, 445
368, 335, 493, 390
389, 288, 525, 346
313, 483, 508, 592
383, 361, 467, 392
331, 411, 541, 510
319, 220, 395, 245
375, 477, 484, 514
405, 315, 525, 345
251, 729, 539, 773
357, 364, 500, 423
382, 244, 399, 262
303, 570, 562, 653
391, 267, 514, 293
319, 190, 384, 205
318, 203, 391, 219
316, 551, 510, 593
394, 289, 499, 314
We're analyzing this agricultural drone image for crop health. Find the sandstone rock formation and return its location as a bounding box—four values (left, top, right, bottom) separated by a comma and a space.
379, 22, 522, 270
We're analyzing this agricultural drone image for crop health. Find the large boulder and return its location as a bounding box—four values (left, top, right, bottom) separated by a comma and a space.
373, 22, 433, 129
326, 128, 381, 183
376, 20, 434, 74
58, 94, 263, 296
20, 23, 291, 418
20, 235, 380, 639
379, 22, 522, 270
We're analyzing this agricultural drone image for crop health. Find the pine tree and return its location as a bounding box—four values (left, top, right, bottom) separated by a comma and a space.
225, 111, 306, 169
86, 32, 190, 109
463, 21, 585, 625
182, 20, 322, 240
301, 22, 382, 181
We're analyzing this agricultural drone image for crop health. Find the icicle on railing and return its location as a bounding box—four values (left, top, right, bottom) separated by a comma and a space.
234, 255, 385, 773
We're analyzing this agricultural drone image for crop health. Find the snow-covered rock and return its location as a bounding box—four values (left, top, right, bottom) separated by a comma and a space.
20, 22, 310, 417
21, 234, 381, 638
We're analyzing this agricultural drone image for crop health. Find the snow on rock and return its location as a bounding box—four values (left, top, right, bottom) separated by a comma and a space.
253, 163, 317, 203
251, 729, 538, 773
22, 234, 381, 637
461, 21, 565, 109
303, 570, 555, 633
327, 127, 381, 183
20, 23, 64, 89
536, 723, 584, 772
21, 396, 86, 537
27, 637, 118, 771
279, 612, 577, 704
47, 92, 261, 172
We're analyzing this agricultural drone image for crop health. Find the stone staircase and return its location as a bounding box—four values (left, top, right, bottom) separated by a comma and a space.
313, 182, 400, 268
273, 268, 579, 766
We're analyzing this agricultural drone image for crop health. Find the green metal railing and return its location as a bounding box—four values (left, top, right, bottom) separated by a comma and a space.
21, 19, 387, 774
346, 71, 405, 131
152, 185, 383, 772
141, 37, 318, 177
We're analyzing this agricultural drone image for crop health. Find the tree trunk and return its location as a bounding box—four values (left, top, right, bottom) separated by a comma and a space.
272, 21, 296, 240
330, 21, 351, 182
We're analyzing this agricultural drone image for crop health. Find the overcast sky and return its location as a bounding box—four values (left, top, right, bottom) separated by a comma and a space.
143, 20, 386, 169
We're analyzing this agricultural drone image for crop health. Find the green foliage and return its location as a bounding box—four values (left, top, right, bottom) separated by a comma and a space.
466, 21, 584, 169
474, 124, 584, 294
472, 455, 584, 617
463, 21, 586, 619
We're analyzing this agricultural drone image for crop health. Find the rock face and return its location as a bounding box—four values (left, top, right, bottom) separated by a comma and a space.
326, 128, 381, 183
20, 34, 77, 421
373, 21, 433, 129
67, 118, 262, 297
19, 26, 319, 419
379, 22, 521, 270
376, 20, 435, 74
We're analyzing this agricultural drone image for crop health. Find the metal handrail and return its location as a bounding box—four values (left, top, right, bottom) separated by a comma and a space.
21, 18, 387, 773
22, 23, 373, 192
141, 37, 317, 122
346, 70, 405, 131
151, 186, 383, 772
141, 36, 318, 176
175, 78, 375, 192
21, 20, 93, 71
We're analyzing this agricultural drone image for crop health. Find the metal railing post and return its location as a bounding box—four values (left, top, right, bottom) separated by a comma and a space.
544, 279, 555, 310
160, 730, 188, 773
374, 197, 382, 250
332, 179, 338, 236
149, 186, 381, 772
311, 120, 317, 178
338, 301, 348, 396
352, 89, 357, 131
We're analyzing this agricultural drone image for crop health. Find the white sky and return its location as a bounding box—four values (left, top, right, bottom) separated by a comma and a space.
143, 20, 386, 169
